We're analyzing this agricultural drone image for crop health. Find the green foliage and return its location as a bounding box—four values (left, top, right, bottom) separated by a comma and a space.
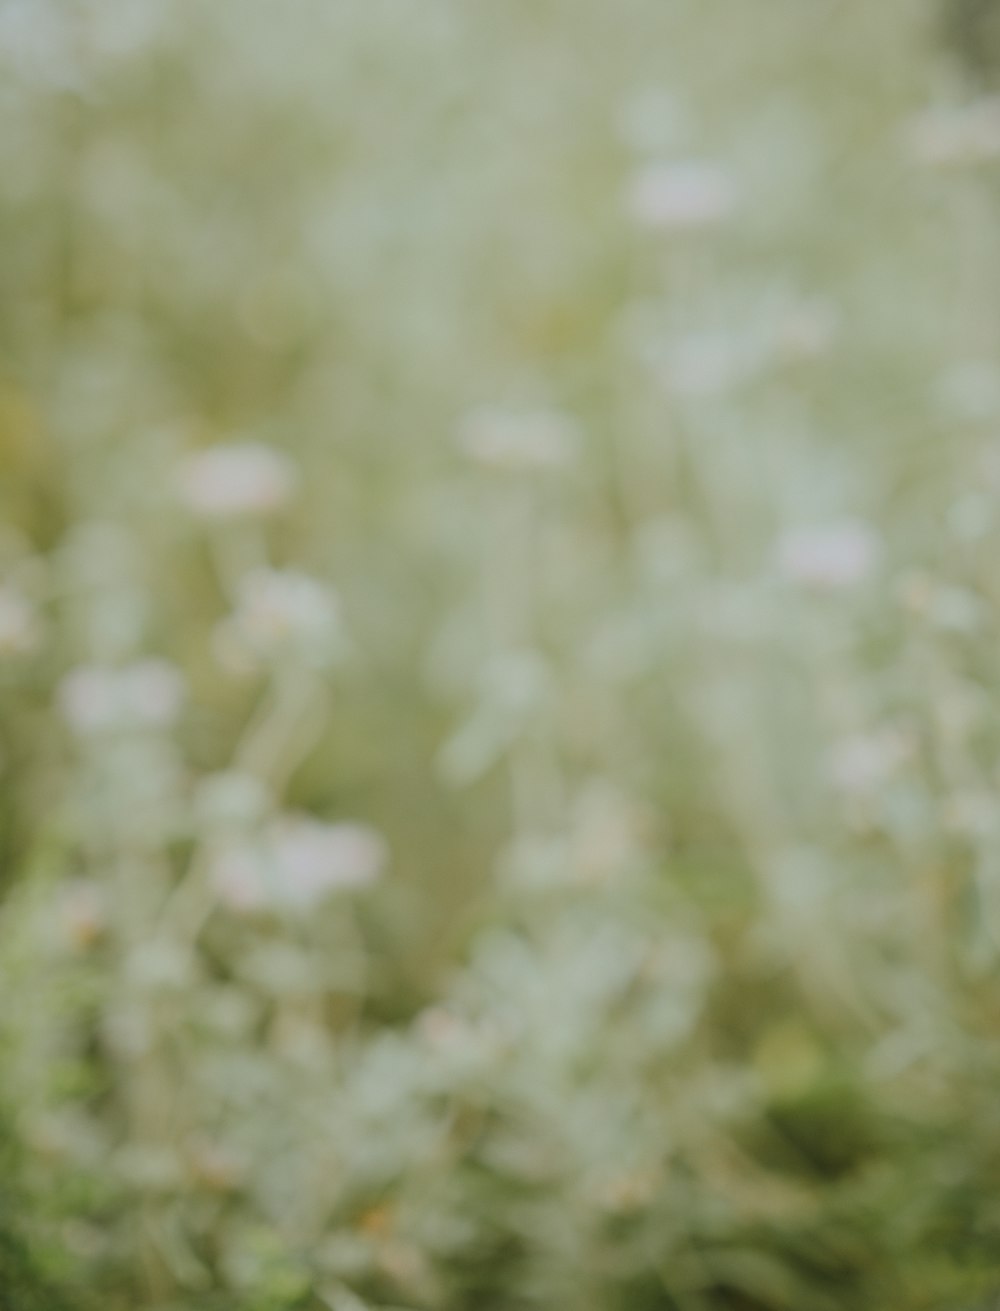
1, 1, 1000, 1308
0, 1104, 83, 1311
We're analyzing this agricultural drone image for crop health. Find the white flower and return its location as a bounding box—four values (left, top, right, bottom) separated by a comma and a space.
0, 585, 40, 656
220, 567, 341, 669
457, 406, 580, 472
177, 442, 298, 519
827, 730, 911, 796
776, 521, 880, 589
211, 816, 387, 913
58, 659, 185, 734
627, 160, 737, 231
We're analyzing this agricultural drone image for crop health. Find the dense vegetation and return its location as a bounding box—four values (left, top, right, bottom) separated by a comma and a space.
2, 1, 1000, 1307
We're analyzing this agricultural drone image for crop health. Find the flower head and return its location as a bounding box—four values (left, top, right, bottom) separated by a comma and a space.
211, 815, 387, 913
627, 160, 737, 231
177, 442, 298, 519
217, 567, 342, 670
776, 520, 880, 590
58, 659, 185, 735
458, 406, 580, 472
827, 730, 911, 796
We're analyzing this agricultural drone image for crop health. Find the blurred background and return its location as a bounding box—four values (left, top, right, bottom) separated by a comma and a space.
3, 1, 1000, 1307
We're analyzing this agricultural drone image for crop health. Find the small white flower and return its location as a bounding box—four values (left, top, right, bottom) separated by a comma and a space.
0, 585, 40, 656
211, 816, 387, 913
221, 567, 341, 669
58, 659, 185, 735
177, 442, 298, 519
776, 521, 880, 590
458, 406, 579, 472
827, 730, 911, 796
627, 160, 737, 231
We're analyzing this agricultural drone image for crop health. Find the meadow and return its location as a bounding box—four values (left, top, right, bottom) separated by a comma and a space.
2, 1, 1000, 1307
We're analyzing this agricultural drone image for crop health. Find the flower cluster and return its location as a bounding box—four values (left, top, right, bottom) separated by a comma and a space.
1, 3, 999, 1311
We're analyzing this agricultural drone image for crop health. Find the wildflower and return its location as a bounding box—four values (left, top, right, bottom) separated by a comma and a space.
457, 406, 579, 472
58, 659, 185, 734
0, 584, 40, 656
211, 815, 387, 913
219, 567, 341, 669
775, 520, 879, 589
176, 442, 298, 519
827, 730, 911, 796
627, 159, 737, 231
